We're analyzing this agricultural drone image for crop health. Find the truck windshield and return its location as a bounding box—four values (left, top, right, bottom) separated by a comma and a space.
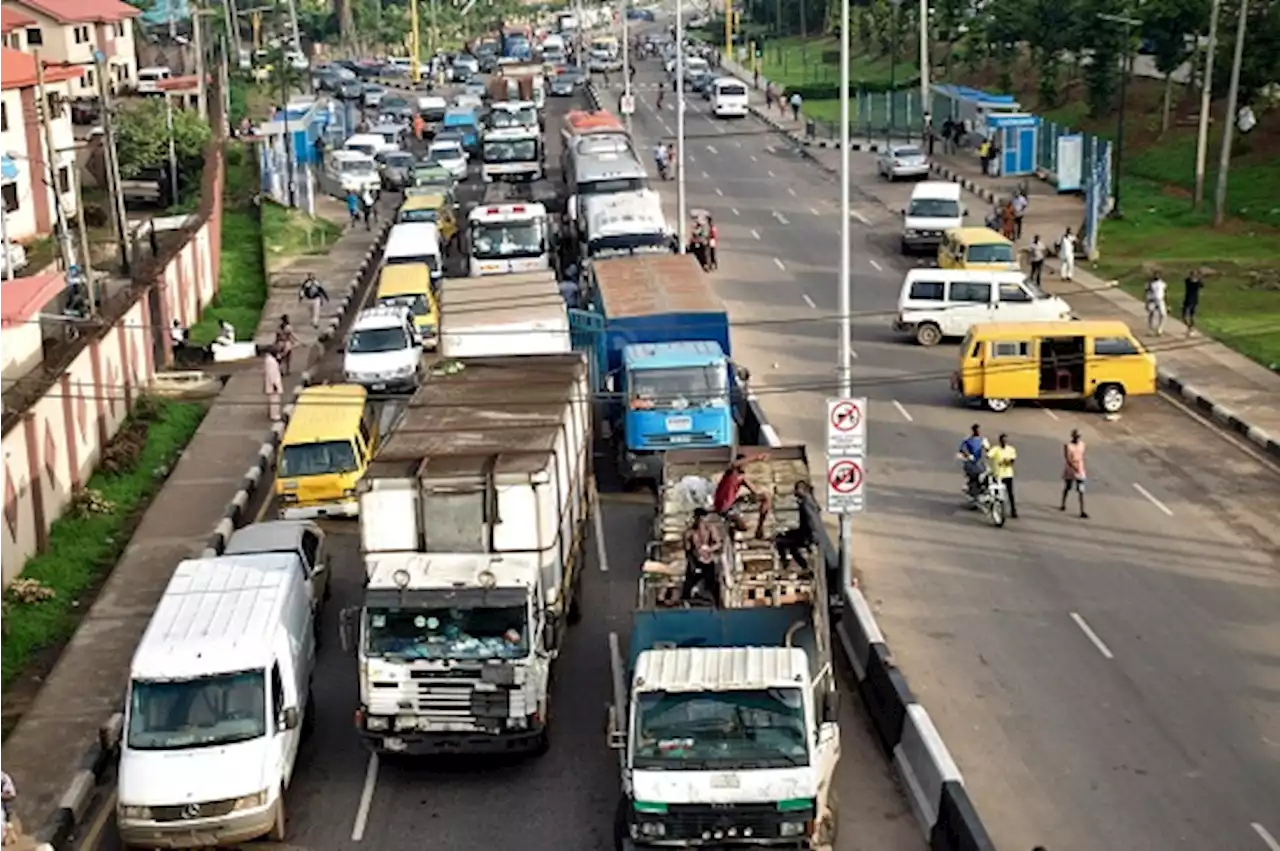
470, 220, 545, 259
490, 107, 537, 129
483, 138, 539, 163
629, 365, 727, 409
348, 325, 411, 353
588, 232, 672, 259
364, 606, 529, 660
633, 688, 808, 769
280, 440, 358, 477
127, 671, 267, 750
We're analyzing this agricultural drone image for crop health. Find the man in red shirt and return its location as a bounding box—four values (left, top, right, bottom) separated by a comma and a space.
712, 452, 772, 539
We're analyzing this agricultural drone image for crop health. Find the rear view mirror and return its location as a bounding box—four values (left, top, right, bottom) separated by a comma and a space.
733, 364, 750, 384
281, 706, 300, 730
607, 705, 626, 750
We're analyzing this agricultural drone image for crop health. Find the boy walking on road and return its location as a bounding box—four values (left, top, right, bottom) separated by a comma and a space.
1181, 268, 1205, 334
989, 434, 1018, 519
1028, 235, 1047, 286
1060, 429, 1088, 519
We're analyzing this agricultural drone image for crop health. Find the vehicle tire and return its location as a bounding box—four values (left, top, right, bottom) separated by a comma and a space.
990, 495, 1006, 527
267, 796, 287, 841
915, 322, 943, 347
1097, 384, 1126, 413
985, 397, 1013, 413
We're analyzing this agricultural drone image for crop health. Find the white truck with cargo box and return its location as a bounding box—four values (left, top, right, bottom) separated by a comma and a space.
117, 553, 316, 848
438, 271, 570, 358
608, 446, 841, 851
344, 354, 593, 756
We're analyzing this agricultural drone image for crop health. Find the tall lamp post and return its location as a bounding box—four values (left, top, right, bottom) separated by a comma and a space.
1099, 12, 1140, 218
888, 0, 901, 140
675, 0, 687, 253
837, 0, 853, 591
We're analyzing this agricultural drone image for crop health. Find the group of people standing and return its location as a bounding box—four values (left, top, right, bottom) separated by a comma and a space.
957, 424, 1090, 521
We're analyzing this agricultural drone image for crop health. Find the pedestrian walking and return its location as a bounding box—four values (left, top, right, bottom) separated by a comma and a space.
298, 273, 330, 328
1058, 227, 1076, 281
361, 186, 377, 230
707, 216, 719, 271
1060, 429, 1088, 519
1001, 200, 1017, 240
789, 91, 803, 122
765, 83, 775, 111
263, 347, 284, 423
989, 138, 1002, 175
1181, 268, 1204, 334
346, 190, 360, 227
1011, 190, 1028, 240
275, 314, 298, 375
988, 433, 1018, 518
942, 117, 956, 154
1027, 235, 1047, 286
924, 115, 936, 156
1144, 271, 1169, 336
978, 138, 992, 174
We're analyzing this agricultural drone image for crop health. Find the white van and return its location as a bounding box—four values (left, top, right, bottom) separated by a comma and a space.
383, 222, 444, 281
711, 77, 750, 117
901, 181, 964, 254
326, 149, 381, 195
343, 306, 423, 393
117, 554, 315, 848
893, 268, 1073, 346
137, 66, 173, 94
343, 132, 396, 158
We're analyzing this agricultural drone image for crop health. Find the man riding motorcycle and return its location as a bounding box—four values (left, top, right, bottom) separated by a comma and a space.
653, 141, 670, 180
957, 423, 991, 498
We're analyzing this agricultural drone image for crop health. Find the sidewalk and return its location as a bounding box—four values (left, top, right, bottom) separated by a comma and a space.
1, 200, 385, 840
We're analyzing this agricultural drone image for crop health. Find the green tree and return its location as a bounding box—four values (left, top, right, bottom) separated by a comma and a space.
114, 98, 212, 179
1142, 0, 1208, 132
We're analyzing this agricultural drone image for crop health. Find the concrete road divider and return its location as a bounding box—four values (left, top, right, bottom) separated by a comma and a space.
859, 642, 914, 755
931, 780, 997, 851
35, 715, 123, 848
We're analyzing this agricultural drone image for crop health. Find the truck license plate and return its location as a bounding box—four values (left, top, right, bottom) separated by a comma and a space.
665, 416, 692, 431
384, 737, 407, 752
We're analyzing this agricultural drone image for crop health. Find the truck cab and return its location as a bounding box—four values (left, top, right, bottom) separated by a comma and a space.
481, 126, 544, 183
467, 202, 552, 276
617, 342, 736, 481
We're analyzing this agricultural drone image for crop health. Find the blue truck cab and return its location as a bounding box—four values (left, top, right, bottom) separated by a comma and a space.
443, 107, 480, 150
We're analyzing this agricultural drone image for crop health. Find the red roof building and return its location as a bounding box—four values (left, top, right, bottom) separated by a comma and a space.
6, 0, 140, 24
4, 0, 142, 98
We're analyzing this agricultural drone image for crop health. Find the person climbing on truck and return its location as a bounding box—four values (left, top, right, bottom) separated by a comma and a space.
681, 507, 724, 607
775, 480, 818, 569
711, 452, 773, 539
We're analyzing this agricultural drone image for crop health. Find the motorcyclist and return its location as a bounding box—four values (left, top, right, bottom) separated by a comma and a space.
653, 141, 670, 180
957, 423, 990, 498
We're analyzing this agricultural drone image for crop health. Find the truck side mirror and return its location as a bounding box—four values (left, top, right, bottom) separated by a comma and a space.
606, 705, 626, 749
821, 690, 840, 724
281, 706, 300, 730
541, 617, 559, 654
339, 607, 358, 653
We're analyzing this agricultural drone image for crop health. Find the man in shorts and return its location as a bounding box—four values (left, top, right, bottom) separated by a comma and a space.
711, 452, 772, 538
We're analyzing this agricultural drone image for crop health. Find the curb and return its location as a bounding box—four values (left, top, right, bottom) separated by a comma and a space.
926, 162, 1280, 462
32, 224, 391, 850
745, 400, 998, 851
585, 81, 603, 110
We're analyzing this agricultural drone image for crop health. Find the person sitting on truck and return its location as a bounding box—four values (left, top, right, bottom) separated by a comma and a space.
711, 452, 773, 539
775, 480, 818, 570
681, 508, 724, 607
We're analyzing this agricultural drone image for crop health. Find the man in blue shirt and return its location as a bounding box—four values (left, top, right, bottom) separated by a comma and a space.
957, 423, 990, 497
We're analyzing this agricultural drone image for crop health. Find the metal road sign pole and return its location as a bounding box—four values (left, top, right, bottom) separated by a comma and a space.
837, 0, 854, 592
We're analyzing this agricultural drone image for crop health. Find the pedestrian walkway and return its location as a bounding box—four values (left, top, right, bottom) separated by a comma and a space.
1, 204, 384, 835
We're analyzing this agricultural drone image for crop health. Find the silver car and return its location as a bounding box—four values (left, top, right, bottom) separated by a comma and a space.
877, 144, 929, 181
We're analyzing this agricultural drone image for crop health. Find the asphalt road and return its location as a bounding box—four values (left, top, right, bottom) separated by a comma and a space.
612, 52, 1280, 851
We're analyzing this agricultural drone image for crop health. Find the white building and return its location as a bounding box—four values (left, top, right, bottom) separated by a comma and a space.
2, 0, 141, 99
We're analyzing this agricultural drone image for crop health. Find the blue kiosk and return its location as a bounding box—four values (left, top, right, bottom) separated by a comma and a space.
930, 84, 1040, 175
985, 113, 1041, 177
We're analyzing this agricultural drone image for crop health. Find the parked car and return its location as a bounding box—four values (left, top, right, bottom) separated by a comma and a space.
336, 78, 364, 100
877, 144, 930, 181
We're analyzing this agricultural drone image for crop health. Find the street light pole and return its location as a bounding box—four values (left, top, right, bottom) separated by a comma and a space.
838, 0, 853, 591
1213, 0, 1248, 227
622, 0, 632, 134
676, 0, 687, 253
918, 0, 929, 126
1192, 0, 1222, 211
1099, 12, 1140, 218
888, 0, 898, 141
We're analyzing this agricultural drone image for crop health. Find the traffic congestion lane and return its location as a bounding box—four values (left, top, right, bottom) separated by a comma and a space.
621, 55, 1280, 850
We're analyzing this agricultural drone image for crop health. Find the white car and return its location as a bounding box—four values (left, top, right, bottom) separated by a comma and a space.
877, 144, 930, 181
427, 140, 469, 179
343, 306, 422, 393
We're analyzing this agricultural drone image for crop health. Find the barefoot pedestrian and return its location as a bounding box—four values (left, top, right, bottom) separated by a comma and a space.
1060, 429, 1088, 519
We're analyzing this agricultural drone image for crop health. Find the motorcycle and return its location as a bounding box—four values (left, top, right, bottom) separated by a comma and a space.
655, 158, 670, 180
961, 462, 1008, 527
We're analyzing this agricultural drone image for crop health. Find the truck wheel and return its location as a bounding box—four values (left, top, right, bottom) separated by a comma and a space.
1097, 383, 1126, 413
267, 796, 287, 841
915, 322, 943, 347
302, 689, 316, 740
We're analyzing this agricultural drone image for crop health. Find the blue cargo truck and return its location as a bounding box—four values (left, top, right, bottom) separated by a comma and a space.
570, 254, 748, 484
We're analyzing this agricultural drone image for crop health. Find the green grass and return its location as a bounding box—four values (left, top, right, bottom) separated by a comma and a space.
1, 399, 207, 692
1094, 177, 1280, 368
759, 36, 918, 90
261, 201, 343, 265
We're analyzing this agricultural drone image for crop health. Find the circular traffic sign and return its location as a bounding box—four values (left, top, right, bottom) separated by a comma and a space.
830, 400, 862, 432
829, 460, 863, 493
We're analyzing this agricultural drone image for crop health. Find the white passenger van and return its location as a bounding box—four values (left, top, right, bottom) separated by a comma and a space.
893, 268, 1073, 346
901, 181, 964, 254
343, 132, 397, 158
137, 66, 173, 94
117, 554, 316, 848
343, 306, 423, 393
711, 77, 750, 117
326, 149, 381, 195
382, 222, 444, 282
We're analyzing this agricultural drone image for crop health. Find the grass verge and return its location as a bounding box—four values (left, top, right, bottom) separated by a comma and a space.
189, 143, 267, 345
1, 397, 207, 695
1095, 177, 1280, 368
261, 200, 343, 270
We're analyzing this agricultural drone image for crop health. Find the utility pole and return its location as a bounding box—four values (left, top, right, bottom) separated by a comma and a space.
218, 33, 232, 134
675, 0, 687, 252
193, 0, 208, 120
918, 0, 929, 126
622, 0, 632, 134
1193, 0, 1221, 210
1099, 12, 1140, 218
33, 49, 75, 275
95, 49, 131, 274
285, 0, 302, 52
228, 0, 244, 68
1213, 0, 1247, 227
837, 0, 853, 595
221, 0, 235, 65
410, 0, 421, 84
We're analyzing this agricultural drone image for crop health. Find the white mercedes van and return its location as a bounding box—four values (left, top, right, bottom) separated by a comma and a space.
117, 553, 316, 848
901, 181, 964, 254
893, 268, 1073, 346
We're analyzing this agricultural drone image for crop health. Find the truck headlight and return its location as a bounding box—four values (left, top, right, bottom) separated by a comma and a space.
119, 805, 151, 820
637, 821, 666, 837
367, 716, 390, 731
904, 229, 919, 237
232, 790, 269, 811
395, 715, 418, 731
779, 821, 807, 837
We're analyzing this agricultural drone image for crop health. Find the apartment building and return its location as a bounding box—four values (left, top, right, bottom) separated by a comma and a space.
2, 0, 141, 100
1, 46, 80, 243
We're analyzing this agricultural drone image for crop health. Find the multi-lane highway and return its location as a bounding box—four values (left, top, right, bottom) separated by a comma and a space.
614, 52, 1280, 851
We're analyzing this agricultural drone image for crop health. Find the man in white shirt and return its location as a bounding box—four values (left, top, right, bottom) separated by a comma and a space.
1145, 272, 1169, 336
1059, 228, 1076, 281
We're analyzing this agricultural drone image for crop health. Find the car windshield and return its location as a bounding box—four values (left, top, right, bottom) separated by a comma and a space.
629, 364, 727, 409
908, 198, 960, 218
632, 688, 809, 770
384, 153, 415, 168
483, 138, 538, 162
470, 220, 546, 259
364, 605, 529, 660
127, 671, 267, 751
379, 294, 429, 317
280, 439, 358, 477
894, 147, 923, 159
430, 145, 463, 161
588, 232, 672, 259
348, 325, 410, 353
968, 243, 1016, 264
490, 107, 537, 128
339, 158, 375, 173
383, 96, 409, 110
400, 208, 439, 224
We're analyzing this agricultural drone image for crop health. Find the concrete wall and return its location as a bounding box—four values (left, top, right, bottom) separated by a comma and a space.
0, 126, 225, 587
